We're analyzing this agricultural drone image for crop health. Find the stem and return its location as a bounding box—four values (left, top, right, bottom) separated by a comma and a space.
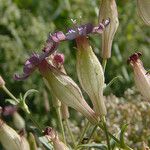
102, 58, 107, 72
2, 86, 43, 134
87, 125, 98, 143
56, 107, 66, 144
64, 0, 71, 11
102, 117, 111, 150
64, 119, 76, 147
77, 121, 91, 145
2, 86, 19, 103
27, 113, 43, 133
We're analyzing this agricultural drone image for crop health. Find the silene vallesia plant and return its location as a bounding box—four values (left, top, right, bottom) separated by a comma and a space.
0, 0, 149, 150
12, 19, 134, 149
14, 20, 110, 125
128, 52, 150, 102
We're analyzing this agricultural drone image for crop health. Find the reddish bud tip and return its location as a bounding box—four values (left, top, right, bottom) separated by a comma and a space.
127, 52, 142, 64
43, 126, 52, 135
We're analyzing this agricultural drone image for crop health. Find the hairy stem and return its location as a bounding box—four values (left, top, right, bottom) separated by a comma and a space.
2, 86, 19, 103
102, 117, 111, 150
77, 121, 91, 145
56, 107, 67, 144
64, 119, 76, 147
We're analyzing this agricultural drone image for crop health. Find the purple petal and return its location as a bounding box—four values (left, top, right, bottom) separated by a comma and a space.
2, 106, 17, 116
28, 53, 40, 65
78, 23, 93, 35
66, 29, 78, 40
42, 39, 59, 55
14, 53, 40, 81
93, 23, 105, 34
51, 31, 66, 42
103, 18, 110, 27
14, 73, 30, 81
23, 61, 34, 74
66, 23, 94, 40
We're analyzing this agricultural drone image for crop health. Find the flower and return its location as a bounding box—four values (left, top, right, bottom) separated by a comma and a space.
14, 20, 109, 80
15, 54, 98, 124
14, 21, 109, 123
128, 52, 150, 101
99, 0, 119, 58
137, 0, 150, 26
39, 59, 98, 124
76, 36, 107, 116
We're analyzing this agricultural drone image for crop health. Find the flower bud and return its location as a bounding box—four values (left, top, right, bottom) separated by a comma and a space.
128, 52, 150, 101
28, 132, 38, 150
44, 127, 69, 150
39, 60, 98, 124
99, 0, 119, 58
76, 36, 107, 116
0, 75, 5, 87
137, 0, 150, 26
12, 112, 25, 130
0, 119, 30, 150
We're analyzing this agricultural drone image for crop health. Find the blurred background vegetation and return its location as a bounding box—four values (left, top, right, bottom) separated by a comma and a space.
0, 0, 149, 149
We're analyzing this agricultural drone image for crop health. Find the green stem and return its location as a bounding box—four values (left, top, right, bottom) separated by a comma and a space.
56, 107, 66, 144
2, 86, 43, 133
101, 117, 111, 150
27, 113, 43, 133
64, 119, 76, 147
87, 125, 98, 143
64, 0, 71, 11
102, 58, 107, 72
77, 121, 91, 145
2, 86, 19, 103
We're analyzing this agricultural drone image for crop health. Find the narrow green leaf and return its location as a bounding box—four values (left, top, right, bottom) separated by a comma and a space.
77, 143, 107, 150
39, 136, 53, 150
23, 89, 38, 100
104, 76, 123, 93
5, 99, 18, 105
120, 124, 129, 148
146, 70, 150, 75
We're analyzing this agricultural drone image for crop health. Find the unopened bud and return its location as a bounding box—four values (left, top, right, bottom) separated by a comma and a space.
44, 127, 69, 150
137, 0, 150, 26
0, 119, 30, 150
28, 132, 38, 150
99, 0, 119, 58
12, 112, 25, 130
76, 36, 107, 116
0, 75, 5, 87
128, 52, 150, 101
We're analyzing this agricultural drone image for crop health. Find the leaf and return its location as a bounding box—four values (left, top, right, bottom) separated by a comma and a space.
119, 124, 129, 148
5, 99, 18, 105
146, 70, 150, 75
39, 136, 53, 150
23, 89, 38, 100
104, 75, 123, 93
77, 143, 107, 150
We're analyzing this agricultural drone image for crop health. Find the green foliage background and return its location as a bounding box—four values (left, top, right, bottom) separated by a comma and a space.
0, 0, 149, 149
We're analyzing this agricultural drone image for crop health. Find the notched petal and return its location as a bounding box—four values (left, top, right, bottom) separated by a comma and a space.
14, 73, 30, 81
